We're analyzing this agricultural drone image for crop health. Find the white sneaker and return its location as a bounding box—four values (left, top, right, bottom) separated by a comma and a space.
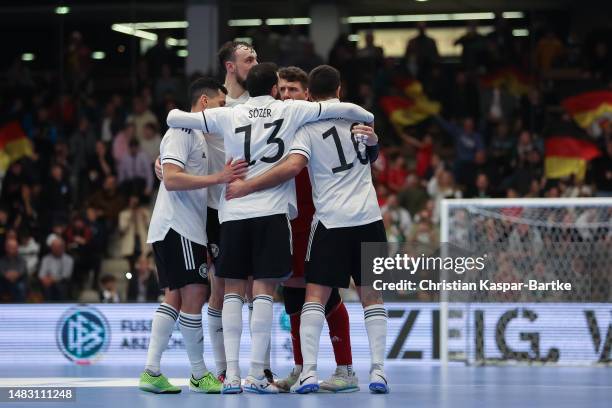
276, 366, 301, 393
320, 367, 359, 393
369, 369, 389, 394
221, 375, 242, 394
290, 371, 319, 394
244, 375, 279, 394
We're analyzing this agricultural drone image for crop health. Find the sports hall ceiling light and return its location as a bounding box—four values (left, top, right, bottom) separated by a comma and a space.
265, 18, 312, 26
21, 53, 35, 62
177, 49, 189, 58
512, 29, 529, 37
55, 6, 70, 15
343, 11, 524, 24
92, 51, 106, 60
129, 21, 189, 29
111, 24, 157, 41
166, 38, 188, 47
228, 19, 263, 27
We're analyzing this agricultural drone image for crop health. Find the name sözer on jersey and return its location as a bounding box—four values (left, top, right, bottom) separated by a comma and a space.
248, 108, 272, 118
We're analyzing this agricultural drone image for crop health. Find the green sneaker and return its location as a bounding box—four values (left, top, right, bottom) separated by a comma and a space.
319, 367, 360, 393
189, 372, 223, 394
139, 371, 181, 394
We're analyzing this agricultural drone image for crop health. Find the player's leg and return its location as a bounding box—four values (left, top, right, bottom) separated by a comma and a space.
205, 206, 227, 381
275, 279, 305, 392
243, 214, 292, 394
320, 288, 359, 393
140, 288, 182, 394
290, 282, 332, 394
207, 269, 227, 380
215, 218, 251, 394
221, 278, 247, 393
353, 220, 389, 394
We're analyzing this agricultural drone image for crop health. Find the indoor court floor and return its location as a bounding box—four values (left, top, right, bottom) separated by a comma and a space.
1, 363, 610, 408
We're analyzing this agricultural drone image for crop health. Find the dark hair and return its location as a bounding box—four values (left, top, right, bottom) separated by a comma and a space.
308, 65, 341, 100
189, 77, 227, 107
100, 274, 117, 284
128, 138, 140, 148
217, 41, 254, 70
246, 62, 278, 97
278, 66, 308, 90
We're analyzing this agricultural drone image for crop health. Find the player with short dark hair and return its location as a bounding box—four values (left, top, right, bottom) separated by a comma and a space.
274, 66, 358, 393
166, 62, 375, 394
139, 77, 247, 395
225, 64, 389, 394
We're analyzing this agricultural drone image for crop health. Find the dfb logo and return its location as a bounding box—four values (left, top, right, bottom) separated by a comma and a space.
56, 306, 110, 364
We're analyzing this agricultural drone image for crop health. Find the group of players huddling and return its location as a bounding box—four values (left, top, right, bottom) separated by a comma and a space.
139, 41, 389, 395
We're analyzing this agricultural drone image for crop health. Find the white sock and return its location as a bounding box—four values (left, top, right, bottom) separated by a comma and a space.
178, 312, 207, 379
222, 294, 244, 379
364, 304, 387, 373
300, 302, 325, 374
248, 295, 273, 378
145, 303, 178, 375
207, 306, 227, 375
248, 301, 272, 370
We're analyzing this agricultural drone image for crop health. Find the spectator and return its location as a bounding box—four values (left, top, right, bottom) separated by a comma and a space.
126, 96, 158, 141
65, 215, 93, 292
398, 174, 429, 217
85, 141, 115, 196
85, 206, 107, 289
41, 164, 71, 232
400, 132, 433, 178
113, 122, 135, 164
535, 29, 565, 73
589, 138, 612, 196
70, 116, 98, 201
427, 169, 463, 222
447, 70, 480, 121
99, 274, 121, 303
404, 22, 439, 79
454, 21, 486, 71
0, 208, 9, 256
127, 255, 159, 302
467, 173, 492, 198
118, 138, 154, 197
434, 116, 484, 185
86, 175, 125, 231
383, 155, 409, 193
0, 237, 28, 302
140, 122, 162, 164
381, 194, 412, 241
118, 195, 151, 272
17, 228, 39, 276
39, 237, 73, 301
154, 64, 181, 104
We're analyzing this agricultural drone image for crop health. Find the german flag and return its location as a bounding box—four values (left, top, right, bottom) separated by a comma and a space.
0, 121, 33, 173
561, 90, 612, 129
480, 67, 532, 96
379, 78, 440, 131
544, 136, 601, 180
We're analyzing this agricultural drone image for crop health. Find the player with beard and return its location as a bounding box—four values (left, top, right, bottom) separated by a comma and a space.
154, 41, 267, 383
275, 66, 358, 393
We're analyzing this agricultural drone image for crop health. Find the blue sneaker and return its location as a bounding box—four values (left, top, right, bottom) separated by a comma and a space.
369, 369, 389, 394
290, 371, 319, 394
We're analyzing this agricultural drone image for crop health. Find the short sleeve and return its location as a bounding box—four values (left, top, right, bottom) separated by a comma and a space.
160, 129, 191, 169
289, 126, 312, 161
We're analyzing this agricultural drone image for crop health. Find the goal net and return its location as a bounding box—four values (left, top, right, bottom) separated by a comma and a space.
439, 198, 612, 366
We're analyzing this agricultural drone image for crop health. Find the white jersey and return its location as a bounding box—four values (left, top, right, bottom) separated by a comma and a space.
167, 96, 374, 223
225, 91, 249, 107
147, 127, 209, 245
290, 111, 382, 228
205, 90, 249, 210
204, 132, 224, 210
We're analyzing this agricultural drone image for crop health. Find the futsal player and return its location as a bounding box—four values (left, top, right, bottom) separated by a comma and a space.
139, 77, 247, 394
154, 41, 263, 383
225, 65, 389, 394
165, 62, 374, 394
275, 66, 358, 393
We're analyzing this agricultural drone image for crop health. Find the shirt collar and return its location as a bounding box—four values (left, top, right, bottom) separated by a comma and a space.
320, 98, 340, 103
246, 95, 276, 105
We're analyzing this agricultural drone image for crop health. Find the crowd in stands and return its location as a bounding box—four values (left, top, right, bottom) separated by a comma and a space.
1, 13, 610, 303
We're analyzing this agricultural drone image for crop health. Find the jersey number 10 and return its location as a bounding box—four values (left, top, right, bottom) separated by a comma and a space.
323, 124, 369, 174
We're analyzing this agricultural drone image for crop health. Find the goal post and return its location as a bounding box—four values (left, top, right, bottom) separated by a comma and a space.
439, 197, 612, 367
